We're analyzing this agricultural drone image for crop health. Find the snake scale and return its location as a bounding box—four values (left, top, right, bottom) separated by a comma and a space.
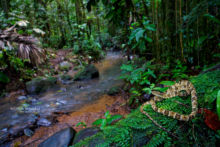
140, 80, 198, 121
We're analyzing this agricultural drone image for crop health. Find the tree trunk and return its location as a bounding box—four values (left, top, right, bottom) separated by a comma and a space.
56, 0, 66, 48
179, 0, 184, 61
75, 0, 83, 24
0, 0, 10, 18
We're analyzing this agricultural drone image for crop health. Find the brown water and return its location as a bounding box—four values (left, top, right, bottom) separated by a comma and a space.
0, 52, 125, 144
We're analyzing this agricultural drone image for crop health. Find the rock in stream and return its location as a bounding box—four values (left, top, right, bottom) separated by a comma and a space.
26, 77, 57, 95
38, 127, 76, 147
37, 118, 52, 127
74, 65, 99, 81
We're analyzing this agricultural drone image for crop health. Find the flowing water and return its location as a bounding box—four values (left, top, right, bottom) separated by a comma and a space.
0, 52, 124, 143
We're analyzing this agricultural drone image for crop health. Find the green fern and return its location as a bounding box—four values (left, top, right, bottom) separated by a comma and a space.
73, 70, 220, 147
146, 132, 167, 147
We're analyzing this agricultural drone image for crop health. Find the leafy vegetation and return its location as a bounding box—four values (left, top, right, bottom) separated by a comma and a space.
217, 90, 220, 120
0, 22, 44, 89
120, 59, 156, 105
0, 0, 219, 146
1, 0, 219, 89
92, 110, 123, 130
73, 70, 220, 147
120, 58, 191, 106
76, 122, 87, 128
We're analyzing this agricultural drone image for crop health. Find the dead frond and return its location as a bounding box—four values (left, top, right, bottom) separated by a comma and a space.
0, 25, 45, 65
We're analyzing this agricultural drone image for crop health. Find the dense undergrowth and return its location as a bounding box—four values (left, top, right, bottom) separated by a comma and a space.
73, 69, 220, 147
0, 1, 219, 145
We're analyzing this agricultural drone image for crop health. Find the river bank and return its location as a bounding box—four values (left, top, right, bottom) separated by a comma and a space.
0, 51, 129, 146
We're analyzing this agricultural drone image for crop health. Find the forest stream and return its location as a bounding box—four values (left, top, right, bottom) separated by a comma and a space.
0, 52, 129, 146
1, 1, 219, 146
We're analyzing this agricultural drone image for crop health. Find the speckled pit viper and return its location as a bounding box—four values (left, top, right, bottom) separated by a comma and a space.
140, 80, 198, 121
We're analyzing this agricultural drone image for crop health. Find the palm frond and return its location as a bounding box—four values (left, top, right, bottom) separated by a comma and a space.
0, 25, 45, 65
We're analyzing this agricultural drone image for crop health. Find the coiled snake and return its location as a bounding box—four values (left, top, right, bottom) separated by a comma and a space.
140, 80, 198, 121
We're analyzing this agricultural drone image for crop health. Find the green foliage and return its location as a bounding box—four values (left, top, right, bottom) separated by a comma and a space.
191, 70, 220, 109
76, 122, 87, 128
120, 58, 189, 105
160, 81, 175, 86
74, 70, 219, 146
217, 90, 220, 120
0, 72, 10, 83
120, 59, 156, 105
74, 35, 105, 62
146, 132, 169, 147
92, 110, 122, 130
156, 60, 188, 82
171, 60, 188, 81
129, 18, 155, 54
151, 81, 175, 93
204, 14, 220, 25
9, 55, 24, 71
0, 49, 36, 81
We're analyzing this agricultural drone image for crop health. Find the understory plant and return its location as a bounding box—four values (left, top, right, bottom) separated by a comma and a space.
92, 110, 122, 130
128, 17, 156, 55
0, 21, 44, 84
72, 23, 105, 63
120, 57, 189, 106
120, 59, 156, 105
217, 90, 220, 120
156, 59, 188, 82
73, 70, 220, 147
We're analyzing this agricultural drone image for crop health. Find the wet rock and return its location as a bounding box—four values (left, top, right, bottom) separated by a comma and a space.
0, 131, 10, 145
8, 124, 28, 136
58, 74, 73, 85
24, 128, 34, 137
9, 119, 22, 126
73, 127, 100, 145
0, 142, 11, 147
7, 115, 37, 137
76, 85, 83, 89
1, 128, 8, 132
74, 65, 99, 81
56, 99, 67, 106
27, 114, 38, 125
59, 61, 72, 71
17, 96, 27, 100
60, 87, 67, 92
11, 114, 19, 119
107, 86, 121, 96
38, 127, 76, 147
30, 98, 38, 104
37, 118, 52, 127
26, 77, 57, 95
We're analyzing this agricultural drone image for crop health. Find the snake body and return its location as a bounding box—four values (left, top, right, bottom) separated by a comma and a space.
140, 80, 198, 121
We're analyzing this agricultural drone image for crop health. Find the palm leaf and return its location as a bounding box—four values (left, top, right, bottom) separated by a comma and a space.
0, 24, 45, 65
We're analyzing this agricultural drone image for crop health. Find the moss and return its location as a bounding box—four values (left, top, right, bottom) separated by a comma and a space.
26, 76, 57, 94
60, 74, 72, 81
73, 65, 99, 81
